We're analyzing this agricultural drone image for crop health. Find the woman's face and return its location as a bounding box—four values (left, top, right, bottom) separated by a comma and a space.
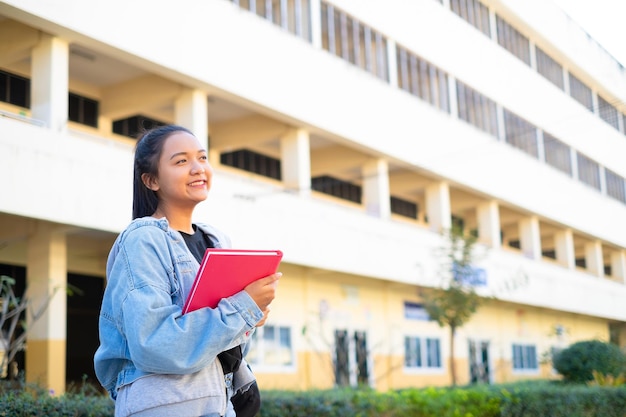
144, 131, 213, 210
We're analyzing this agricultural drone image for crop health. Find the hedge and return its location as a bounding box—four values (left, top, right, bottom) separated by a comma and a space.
1, 380, 625, 416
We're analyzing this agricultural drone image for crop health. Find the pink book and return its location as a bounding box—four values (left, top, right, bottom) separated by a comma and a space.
182, 248, 283, 314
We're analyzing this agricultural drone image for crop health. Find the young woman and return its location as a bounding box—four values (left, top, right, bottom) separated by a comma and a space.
94, 125, 280, 417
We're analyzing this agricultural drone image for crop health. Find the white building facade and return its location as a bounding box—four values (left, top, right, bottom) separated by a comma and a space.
0, 0, 625, 394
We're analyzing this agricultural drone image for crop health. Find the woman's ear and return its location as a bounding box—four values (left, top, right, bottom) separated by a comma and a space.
141, 173, 159, 191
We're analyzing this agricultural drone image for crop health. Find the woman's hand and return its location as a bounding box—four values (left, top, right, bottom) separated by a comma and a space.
245, 272, 281, 312
255, 307, 271, 327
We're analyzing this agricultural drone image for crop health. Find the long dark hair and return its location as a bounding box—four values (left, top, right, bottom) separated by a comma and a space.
132, 125, 194, 219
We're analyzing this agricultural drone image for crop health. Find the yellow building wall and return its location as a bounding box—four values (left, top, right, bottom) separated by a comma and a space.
254, 264, 612, 391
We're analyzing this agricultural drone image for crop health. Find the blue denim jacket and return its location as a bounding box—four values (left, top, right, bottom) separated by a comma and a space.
94, 217, 263, 402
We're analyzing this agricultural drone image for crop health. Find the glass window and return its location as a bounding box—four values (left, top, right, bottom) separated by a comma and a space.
390, 196, 418, 219
321, 2, 389, 81
248, 325, 294, 368
112, 115, 166, 139
311, 175, 362, 203
404, 336, 442, 369
606, 169, 626, 203
576, 153, 601, 190
543, 133, 572, 176
576, 153, 600, 190
496, 16, 530, 65
512, 343, 538, 370
220, 149, 282, 180
396, 45, 450, 113
598, 95, 620, 131
536, 47, 564, 90
450, 0, 491, 37
568, 73, 594, 112
456, 81, 498, 138
68, 92, 99, 128
0, 69, 30, 108
503, 109, 538, 158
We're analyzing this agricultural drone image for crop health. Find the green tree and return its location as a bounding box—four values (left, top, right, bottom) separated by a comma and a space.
421, 227, 488, 387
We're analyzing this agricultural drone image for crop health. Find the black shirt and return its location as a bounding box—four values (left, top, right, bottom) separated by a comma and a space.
179, 225, 242, 374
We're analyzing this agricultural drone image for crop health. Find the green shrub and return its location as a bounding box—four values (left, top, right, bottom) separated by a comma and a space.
553, 340, 626, 383
0, 378, 114, 417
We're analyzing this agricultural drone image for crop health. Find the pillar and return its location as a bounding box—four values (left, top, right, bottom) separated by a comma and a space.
26, 222, 67, 395
175, 88, 209, 150
280, 128, 311, 195
477, 200, 501, 248
611, 250, 626, 283
554, 229, 575, 269
309, 0, 322, 49
585, 240, 604, 278
31, 35, 68, 132
362, 158, 391, 219
519, 216, 541, 260
425, 182, 451, 232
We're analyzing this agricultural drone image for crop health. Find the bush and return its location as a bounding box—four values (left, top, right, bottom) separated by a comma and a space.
0, 378, 114, 417
553, 340, 626, 383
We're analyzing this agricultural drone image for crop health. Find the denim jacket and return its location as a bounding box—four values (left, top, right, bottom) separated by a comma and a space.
94, 217, 263, 409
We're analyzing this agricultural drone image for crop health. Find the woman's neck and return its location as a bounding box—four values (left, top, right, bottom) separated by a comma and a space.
153, 205, 195, 234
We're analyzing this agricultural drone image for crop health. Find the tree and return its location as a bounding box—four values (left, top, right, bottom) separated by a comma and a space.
0, 275, 69, 380
420, 226, 488, 387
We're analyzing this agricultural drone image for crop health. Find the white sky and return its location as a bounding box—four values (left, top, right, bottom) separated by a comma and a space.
552, 0, 626, 66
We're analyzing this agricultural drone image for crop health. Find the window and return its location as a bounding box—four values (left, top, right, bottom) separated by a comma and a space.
220, 149, 282, 180
321, 2, 389, 81
536, 47, 564, 90
598, 95, 620, 131
456, 81, 498, 138
512, 343, 538, 370
576, 153, 601, 190
503, 109, 538, 158
606, 169, 626, 203
68, 92, 99, 127
390, 196, 418, 219
496, 16, 530, 65
405, 336, 442, 368
396, 45, 450, 113
232, 0, 311, 41
450, 0, 491, 37
112, 115, 166, 139
568, 73, 593, 112
0, 69, 30, 108
312, 175, 362, 203
543, 133, 572, 176
248, 325, 294, 368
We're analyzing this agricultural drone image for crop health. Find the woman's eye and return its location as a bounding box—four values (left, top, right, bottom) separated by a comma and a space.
176, 159, 187, 164
200, 155, 208, 161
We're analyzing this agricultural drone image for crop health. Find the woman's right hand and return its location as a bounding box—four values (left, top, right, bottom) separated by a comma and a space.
245, 272, 281, 311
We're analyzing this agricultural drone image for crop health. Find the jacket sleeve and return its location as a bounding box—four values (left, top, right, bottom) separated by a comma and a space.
112, 226, 264, 375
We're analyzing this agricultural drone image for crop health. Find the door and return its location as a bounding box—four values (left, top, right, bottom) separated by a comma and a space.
468, 339, 491, 384
334, 329, 371, 387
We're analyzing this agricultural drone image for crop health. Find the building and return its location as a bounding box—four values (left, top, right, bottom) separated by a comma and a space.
0, 0, 625, 395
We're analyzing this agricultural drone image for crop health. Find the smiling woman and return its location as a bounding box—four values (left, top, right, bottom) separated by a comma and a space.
93, 125, 281, 417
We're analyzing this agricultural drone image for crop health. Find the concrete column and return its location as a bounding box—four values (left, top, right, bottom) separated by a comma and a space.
362, 158, 391, 219
175, 88, 208, 150
447, 75, 459, 120
280, 128, 311, 195
611, 250, 626, 283
554, 229, 575, 269
477, 200, 501, 248
519, 216, 541, 260
31, 35, 68, 132
585, 240, 604, 278
425, 182, 451, 233
309, 0, 322, 49
386, 39, 398, 88
26, 222, 67, 395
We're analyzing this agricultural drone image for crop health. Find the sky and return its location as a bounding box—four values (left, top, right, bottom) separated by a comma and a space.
552, 0, 626, 67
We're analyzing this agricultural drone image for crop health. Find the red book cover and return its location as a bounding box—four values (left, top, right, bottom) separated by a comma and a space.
182, 248, 283, 314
